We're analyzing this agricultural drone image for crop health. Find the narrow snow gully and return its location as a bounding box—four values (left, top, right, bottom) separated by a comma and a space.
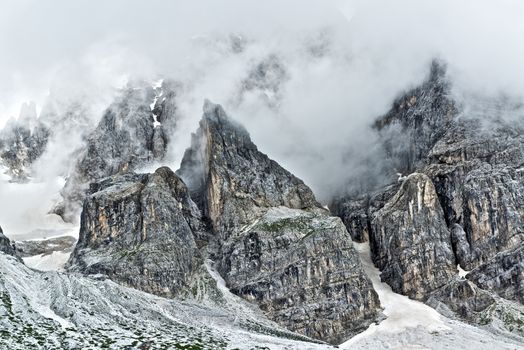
341, 242, 450, 347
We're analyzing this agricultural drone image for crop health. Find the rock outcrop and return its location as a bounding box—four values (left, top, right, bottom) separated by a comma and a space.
427, 128, 524, 271
66, 100, 382, 344
427, 278, 495, 319
57, 81, 182, 222
0, 102, 49, 181
331, 184, 399, 243
332, 60, 524, 328
14, 236, 77, 258
220, 207, 381, 343
374, 61, 457, 175
178, 101, 382, 344
0, 226, 17, 258
178, 100, 320, 238
331, 62, 524, 304
371, 173, 456, 300
426, 276, 524, 338
67, 167, 213, 299
467, 245, 524, 304
376, 62, 524, 273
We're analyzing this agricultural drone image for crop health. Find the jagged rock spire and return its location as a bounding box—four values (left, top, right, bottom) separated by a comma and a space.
178, 101, 382, 344
178, 99, 320, 238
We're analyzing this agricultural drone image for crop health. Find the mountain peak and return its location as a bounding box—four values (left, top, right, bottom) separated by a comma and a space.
178, 100, 320, 235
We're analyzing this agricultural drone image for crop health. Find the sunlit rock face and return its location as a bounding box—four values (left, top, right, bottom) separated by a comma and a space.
67, 167, 215, 299
178, 101, 382, 344
371, 173, 456, 300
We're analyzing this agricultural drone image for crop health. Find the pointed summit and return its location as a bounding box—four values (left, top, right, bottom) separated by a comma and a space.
178, 101, 381, 344
178, 100, 320, 237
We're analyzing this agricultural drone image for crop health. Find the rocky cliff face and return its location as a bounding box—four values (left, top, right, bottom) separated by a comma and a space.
375, 61, 457, 175
57, 81, 181, 222
67, 100, 382, 344
220, 207, 381, 343
371, 173, 456, 300
178, 100, 320, 239
427, 278, 495, 319
426, 276, 524, 338
377, 65, 524, 273
427, 125, 524, 271
67, 167, 214, 299
0, 226, 17, 258
331, 184, 399, 243
178, 101, 382, 344
332, 61, 524, 320
467, 245, 524, 304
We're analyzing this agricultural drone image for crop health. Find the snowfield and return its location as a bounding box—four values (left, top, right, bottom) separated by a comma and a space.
1, 240, 522, 349
0, 253, 331, 349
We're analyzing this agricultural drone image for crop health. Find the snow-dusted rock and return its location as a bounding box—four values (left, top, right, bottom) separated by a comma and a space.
57, 81, 182, 222
220, 207, 382, 344
332, 60, 524, 338
0, 102, 49, 181
68, 167, 215, 299
371, 173, 456, 300
0, 226, 18, 258
178, 101, 382, 344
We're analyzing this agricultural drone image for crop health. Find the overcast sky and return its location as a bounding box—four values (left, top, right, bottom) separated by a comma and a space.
2, 0, 524, 120
0, 0, 343, 121
1, 0, 524, 200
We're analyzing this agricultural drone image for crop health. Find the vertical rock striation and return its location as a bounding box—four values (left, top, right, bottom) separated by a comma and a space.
67, 167, 213, 298
178, 100, 382, 344
371, 173, 456, 300
332, 60, 524, 325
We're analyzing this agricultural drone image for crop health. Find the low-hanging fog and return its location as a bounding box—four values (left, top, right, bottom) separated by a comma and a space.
1, 0, 524, 236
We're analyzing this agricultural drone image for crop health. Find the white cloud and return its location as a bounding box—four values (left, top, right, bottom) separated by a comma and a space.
0, 0, 523, 205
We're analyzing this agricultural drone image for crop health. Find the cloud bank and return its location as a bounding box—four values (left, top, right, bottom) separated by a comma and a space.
1, 0, 524, 213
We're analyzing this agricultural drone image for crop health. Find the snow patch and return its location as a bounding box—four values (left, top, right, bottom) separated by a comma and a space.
457, 264, 470, 278
150, 96, 158, 111
32, 303, 74, 329
23, 251, 71, 271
